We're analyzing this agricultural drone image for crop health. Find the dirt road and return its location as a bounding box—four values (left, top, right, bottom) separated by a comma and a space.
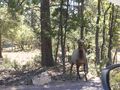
0, 77, 103, 90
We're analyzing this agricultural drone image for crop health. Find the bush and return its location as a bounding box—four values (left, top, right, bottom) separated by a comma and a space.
2, 56, 13, 68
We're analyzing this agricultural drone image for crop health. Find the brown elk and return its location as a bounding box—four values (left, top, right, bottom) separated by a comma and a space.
70, 39, 88, 81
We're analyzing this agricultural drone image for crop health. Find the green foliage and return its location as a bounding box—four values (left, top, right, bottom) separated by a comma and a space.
32, 0, 40, 5
0, 6, 19, 44
12, 60, 21, 71
2, 56, 12, 68
7, 0, 25, 16
14, 16, 35, 48
34, 55, 41, 64
1, 10, 37, 51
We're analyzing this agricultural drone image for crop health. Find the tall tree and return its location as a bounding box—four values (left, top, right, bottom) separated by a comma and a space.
77, 0, 85, 39
107, 4, 115, 66
0, 22, 2, 58
80, 0, 84, 39
41, 0, 54, 67
101, 3, 111, 64
59, 0, 66, 73
95, 0, 101, 64
61, 0, 69, 74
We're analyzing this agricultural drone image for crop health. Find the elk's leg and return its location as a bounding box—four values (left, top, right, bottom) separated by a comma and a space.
76, 65, 81, 79
83, 64, 88, 81
70, 63, 74, 79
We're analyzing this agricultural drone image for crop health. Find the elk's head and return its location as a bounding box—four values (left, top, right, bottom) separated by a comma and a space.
77, 39, 84, 48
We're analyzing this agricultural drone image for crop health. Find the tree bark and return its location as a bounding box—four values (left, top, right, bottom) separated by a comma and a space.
107, 5, 115, 66
0, 29, 2, 58
54, 30, 60, 63
77, 0, 84, 39
0, 20, 3, 58
62, 0, 69, 73
113, 49, 117, 64
80, 0, 84, 39
40, 0, 54, 67
59, 0, 66, 74
95, 0, 101, 64
101, 4, 110, 61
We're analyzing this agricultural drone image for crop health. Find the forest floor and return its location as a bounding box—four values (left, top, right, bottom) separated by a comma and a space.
0, 78, 103, 90
0, 50, 120, 90
0, 64, 103, 90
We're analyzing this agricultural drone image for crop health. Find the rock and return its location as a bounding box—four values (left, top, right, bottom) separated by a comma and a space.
33, 72, 51, 85
24, 78, 33, 85
0, 80, 4, 85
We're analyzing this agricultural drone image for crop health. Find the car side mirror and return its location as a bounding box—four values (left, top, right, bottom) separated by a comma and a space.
101, 64, 120, 90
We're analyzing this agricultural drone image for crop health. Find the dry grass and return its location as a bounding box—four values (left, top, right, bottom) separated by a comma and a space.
2, 49, 40, 65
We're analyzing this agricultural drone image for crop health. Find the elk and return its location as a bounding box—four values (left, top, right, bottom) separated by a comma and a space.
70, 39, 88, 81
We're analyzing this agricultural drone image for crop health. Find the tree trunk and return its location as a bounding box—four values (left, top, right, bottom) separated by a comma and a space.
0, 29, 2, 58
54, 30, 60, 63
62, 0, 69, 73
112, 7, 119, 64
80, 0, 84, 39
95, 0, 101, 64
41, 0, 54, 67
77, 0, 84, 39
107, 5, 115, 66
59, 0, 66, 74
113, 49, 117, 64
101, 4, 110, 61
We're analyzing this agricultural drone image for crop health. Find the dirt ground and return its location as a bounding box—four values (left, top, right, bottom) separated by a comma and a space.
0, 63, 103, 90
0, 50, 120, 90
0, 77, 103, 90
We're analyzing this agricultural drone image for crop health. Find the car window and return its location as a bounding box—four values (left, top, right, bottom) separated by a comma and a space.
109, 67, 120, 90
